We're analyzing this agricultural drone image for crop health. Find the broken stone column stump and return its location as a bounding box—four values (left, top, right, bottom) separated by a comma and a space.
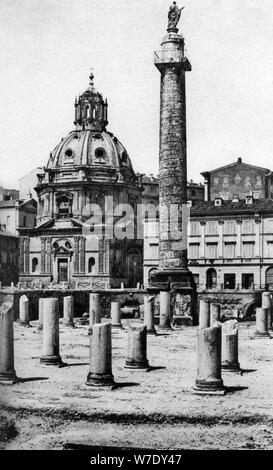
262, 292, 272, 331
252, 308, 271, 339
143, 296, 157, 335
0, 302, 18, 384
192, 323, 226, 395
37, 297, 44, 331
221, 320, 241, 373
40, 298, 63, 366
86, 322, 115, 387
89, 293, 101, 325
124, 325, 149, 370
199, 299, 210, 328
158, 291, 172, 330
63, 296, 75, 327
210, 304, 221, 325
111, 301, 122, 328
19, 295, 30, 326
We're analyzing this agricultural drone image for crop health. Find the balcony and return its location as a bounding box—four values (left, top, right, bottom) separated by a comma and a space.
154, 50, 191, 70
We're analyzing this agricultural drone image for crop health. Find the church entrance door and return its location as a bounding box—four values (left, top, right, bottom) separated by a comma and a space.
58, 258, 68, 282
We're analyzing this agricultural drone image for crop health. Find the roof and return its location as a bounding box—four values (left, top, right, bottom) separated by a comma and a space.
0, 228, 18, 238
201, 158, 271, 177
191, 198, 273, 216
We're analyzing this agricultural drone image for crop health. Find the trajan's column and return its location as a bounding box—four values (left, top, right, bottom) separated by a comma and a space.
149, 3, 197, 323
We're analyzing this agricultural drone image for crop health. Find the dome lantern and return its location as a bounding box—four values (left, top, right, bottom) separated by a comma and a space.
74, 73, 108, 132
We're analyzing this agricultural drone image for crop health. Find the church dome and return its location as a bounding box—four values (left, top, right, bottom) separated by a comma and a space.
47, 129, 134, 173
46, 73, 135, 179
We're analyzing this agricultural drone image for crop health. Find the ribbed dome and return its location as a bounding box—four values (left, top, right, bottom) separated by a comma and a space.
46, 129, 134, 173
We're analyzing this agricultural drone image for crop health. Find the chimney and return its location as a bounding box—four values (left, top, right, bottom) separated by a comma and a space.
246, 195, 253, 205
214, 197, 222, 207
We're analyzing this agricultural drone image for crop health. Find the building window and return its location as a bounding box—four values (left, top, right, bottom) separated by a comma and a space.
224, 242, 236, 259
32, 257, 39, 273
242, 220, 254, 234
88, 257, 96, 273
242, 273, 254, 289
190, 222, 200, 236
224, 273, 236, 290
189, 243, 200, 259
149, 243, 159, 260
224, 221, 235, 234
95, 147, 106, 162
206, 268, 217, 289
205, 243, 218, 259
242, 242, 254, 258
266, 267, 273, 289
56, 194, 72, 218
193, 273, 199, 286
267, 242, 273, 258
206, 221, 218, 235
145, 221, 159, 238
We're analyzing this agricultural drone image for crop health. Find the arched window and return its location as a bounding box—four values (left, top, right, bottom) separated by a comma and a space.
92, 107, 96, 119
32, 258, 39, 273
88, 257, 95, 273
266, 267, 273, 289
206, 268, 217, 289
85, 105, 90, 118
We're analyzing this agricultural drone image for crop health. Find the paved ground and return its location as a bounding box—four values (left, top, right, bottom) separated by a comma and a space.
1, 318, 273, 450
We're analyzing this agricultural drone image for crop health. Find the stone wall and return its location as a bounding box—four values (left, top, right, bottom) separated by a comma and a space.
0, 289, 146, 321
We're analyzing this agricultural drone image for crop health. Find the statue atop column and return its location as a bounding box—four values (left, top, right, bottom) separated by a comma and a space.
168, 2, 185, 30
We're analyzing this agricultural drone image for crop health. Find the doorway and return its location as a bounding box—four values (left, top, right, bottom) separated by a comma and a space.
58, 259, 68, 282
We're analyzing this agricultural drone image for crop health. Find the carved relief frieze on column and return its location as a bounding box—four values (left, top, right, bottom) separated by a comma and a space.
41, 237, 46, 274
104, 240, 109, 274
74, 236, 80, 274
79, 237, 85, 274
46, 238, 52, 274
98, 238, 104, 274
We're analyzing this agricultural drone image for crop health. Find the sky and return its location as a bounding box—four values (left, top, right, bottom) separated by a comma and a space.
1, 0, 273, 188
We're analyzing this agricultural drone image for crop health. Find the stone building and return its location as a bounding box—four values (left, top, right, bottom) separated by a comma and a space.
0, 185, 19, 203
18, 74, 143, 287
141, 174, 204, 208
0, 198, 36, 236
144, 159, 273, 295
202, 157, 273, 201
0, 227, 18, 285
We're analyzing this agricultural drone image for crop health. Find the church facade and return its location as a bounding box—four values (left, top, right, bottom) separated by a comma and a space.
19, 74, 143, 288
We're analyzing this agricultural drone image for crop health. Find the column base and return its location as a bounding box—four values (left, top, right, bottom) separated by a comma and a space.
148, 267, 198, 325
86, 372, 115, 387
157, 323, 173, 331
251, 331, 271, 339
111, 323, 123, 329
147, 328, 157, 335
40, 355, 63, 366
18, 320, 31, 327
221, 362, 241, 373
0, 371, 18, 385
37, 324, 43, 331
124, 359, 149, 370
63, 321, 75, 328
192, 379, 226, 395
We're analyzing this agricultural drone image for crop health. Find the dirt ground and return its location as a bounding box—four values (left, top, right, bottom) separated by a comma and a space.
1, 318, 273, 450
